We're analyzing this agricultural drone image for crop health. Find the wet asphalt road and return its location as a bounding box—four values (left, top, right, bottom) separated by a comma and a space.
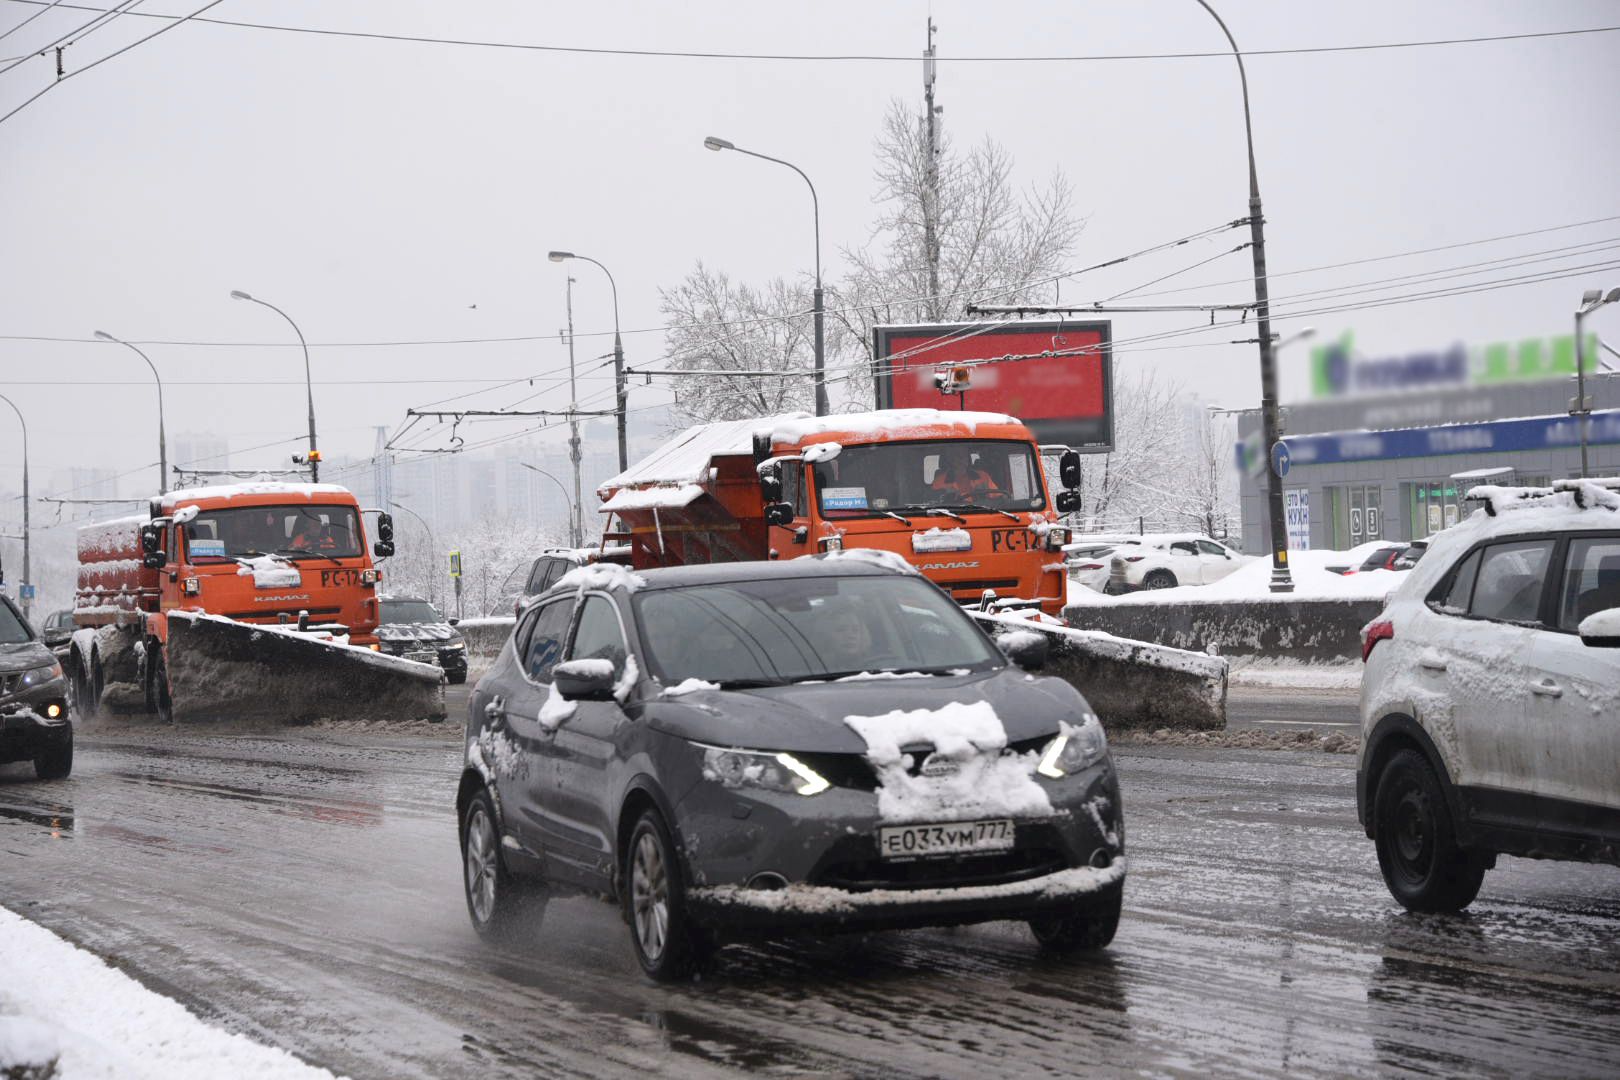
3, 692, 1618, 1079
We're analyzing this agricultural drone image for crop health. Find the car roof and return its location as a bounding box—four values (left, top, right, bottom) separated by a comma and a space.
537, 555, 902, 601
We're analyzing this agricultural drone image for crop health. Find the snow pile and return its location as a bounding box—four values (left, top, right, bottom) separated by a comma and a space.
554, 562, 647, 594
162, 482, 351, 505
1580, 608, 1620, 639
171, 504, 200, 525
691, 860, 1125, 916
0, 905, 343, 1080
662, 677, 719, 697
1068, 542, 1404, 606
911, 527, 972, 553
800, 441, 842, 464
813, 548, 918, 575
76, 516, 143, 559
995, 629, 1047, 656
598, 483, 705, 513
844, 701, 1054, 824
539, 682, 576, 729
833, 670, 932, 681
613, 654, 640, 703
234, 554, 301, 589
770, 408, 1018, 446
475, 724, 529, 781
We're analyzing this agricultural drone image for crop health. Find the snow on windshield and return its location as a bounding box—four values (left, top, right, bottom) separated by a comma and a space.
844, 700, 1054, 824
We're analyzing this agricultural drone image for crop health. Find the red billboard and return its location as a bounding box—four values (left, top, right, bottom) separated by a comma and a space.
873, 320, 1113, 451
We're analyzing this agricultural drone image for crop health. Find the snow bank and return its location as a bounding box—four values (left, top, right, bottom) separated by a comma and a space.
691, 860, 1125, 916
844, 701, 1054, 825
0, 905, 342, 1080
554, 563, 647, 594
1069, 543, 1404, 606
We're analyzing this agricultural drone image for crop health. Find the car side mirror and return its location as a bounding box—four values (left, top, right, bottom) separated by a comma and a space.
764, 502, 795, 527
1055, 489, 1082, 514
448, 617, 460, 627
1578, 610, 1620, 648
997, 630, 1050, 672
553, 659, 617, 701
1059, 449, 1081, 490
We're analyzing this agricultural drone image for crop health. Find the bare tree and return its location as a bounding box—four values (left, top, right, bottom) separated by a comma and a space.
659, 263, 817, 424
1075, 370, 1187, 532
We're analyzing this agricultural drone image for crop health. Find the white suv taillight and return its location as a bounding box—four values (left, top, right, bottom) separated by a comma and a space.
1361, 619, 1394, 662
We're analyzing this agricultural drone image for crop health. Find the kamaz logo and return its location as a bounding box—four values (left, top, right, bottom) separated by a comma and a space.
916, 561, 980, 570
253, 594, 312, 603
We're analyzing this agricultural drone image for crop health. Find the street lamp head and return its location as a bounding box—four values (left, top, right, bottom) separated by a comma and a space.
548, 251, 573, 263
1582, 288, 1603, 307
93, 330, 116, 342
1606, 288, 1620, 305
703, 136, 734, 152
229, 289, 253, 301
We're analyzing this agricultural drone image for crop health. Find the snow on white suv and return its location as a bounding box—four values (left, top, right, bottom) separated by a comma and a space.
1357, 479, 1620, 913
1105, 534, 1248, 591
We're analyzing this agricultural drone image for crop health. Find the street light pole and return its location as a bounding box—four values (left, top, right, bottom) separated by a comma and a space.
521, 462, 580, 548
93, 330, 168, 492
0, 392, 29, 618
1574, 287, 1620, 479
230, 290, 319, 482
549, 251, 628, 472
704, 135, 827, 416
390, 501, 439, 605
1193, 1, 1292, 592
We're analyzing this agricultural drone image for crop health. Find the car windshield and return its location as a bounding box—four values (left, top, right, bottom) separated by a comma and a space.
811, 439, 1044, 517
181, 504, 363, 562
0, 602, 31, 645
381, 600, 445, 624
633, 574, 1002, 687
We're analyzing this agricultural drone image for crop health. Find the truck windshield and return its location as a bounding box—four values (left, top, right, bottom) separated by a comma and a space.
633, 574, 1001, 687
180, 505, 363, 562
0, 601, 30, 645
811, 439, 1044, 517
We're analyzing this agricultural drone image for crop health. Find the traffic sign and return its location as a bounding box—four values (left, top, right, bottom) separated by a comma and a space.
448, 550, 462, 578
19, 583, 35, 600
1270, 440, 1291, 478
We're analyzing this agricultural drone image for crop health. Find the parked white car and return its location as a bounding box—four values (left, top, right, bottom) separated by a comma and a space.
1098, 533, 1249, 592
1357, 479, 1620, 912
1064, 541, 1119, 594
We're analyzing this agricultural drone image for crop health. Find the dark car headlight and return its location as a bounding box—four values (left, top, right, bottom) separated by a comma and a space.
18, 662, 63, 690
701, 745, 830, 796
1036, 717, 1107, 779
440, 641, 466, 652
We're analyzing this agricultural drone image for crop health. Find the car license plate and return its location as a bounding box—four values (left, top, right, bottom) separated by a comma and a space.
877, 819, 1015, 860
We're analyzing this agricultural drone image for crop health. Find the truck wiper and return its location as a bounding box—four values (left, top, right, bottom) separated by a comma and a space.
276, 546, 342, 566
943, 503, 1020, 522
925, 508, 967, 523
877, 510, 913, 526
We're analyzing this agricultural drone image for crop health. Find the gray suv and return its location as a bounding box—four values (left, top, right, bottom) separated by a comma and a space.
0, 597, 72, 779
457, 557, 1125, 980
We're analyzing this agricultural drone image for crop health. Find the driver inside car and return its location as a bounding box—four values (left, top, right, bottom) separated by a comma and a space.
930, 447, 1000, 502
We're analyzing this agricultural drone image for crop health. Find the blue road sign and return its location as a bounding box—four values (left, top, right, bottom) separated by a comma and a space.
1270, 440, 1291, 478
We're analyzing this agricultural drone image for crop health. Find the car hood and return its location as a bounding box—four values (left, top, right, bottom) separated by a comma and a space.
0, 640, 55, 674
377, 622, 461, 644
644, 668, 1087, 755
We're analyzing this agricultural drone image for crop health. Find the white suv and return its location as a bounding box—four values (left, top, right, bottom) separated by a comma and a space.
1102, 533, 1249, 592
1357, 479, 1620, 912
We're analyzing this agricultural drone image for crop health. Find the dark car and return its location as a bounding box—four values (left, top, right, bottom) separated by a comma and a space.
0, 596, 72, 779
39, 610, 74, 656
514, 550, 588, 616
377, 596, 467, 683
457, 557, 1126, 981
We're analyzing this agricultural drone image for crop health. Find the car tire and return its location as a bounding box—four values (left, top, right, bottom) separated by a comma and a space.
460, 787, 526, 938
1144, 570, 1177, 590
447, 671, 468, 685
1029, 884, 1122, 953
1373, 749, 1486, 913
624, 808, 711, 982
34, 730, 73, 781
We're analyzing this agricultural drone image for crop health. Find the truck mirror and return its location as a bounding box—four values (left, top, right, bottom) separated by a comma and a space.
1056, 489, 1082, 514
764, 502, 795, 527
142, 550, 166, 570
377, 512, 395, 544
373, 540, 395, 559
139, 524, 161, 553
759, 469, 783, 504
751, 431, 772, 465
1059, 450, 1082, 490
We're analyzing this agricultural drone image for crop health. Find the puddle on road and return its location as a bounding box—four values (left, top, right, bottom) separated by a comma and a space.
0, 801, 74, 835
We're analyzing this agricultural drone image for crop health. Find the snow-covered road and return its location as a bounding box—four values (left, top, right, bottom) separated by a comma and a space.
1, 708, 1616, 1078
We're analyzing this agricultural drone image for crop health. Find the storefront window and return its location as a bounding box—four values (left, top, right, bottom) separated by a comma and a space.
1406, 481, 1461, 540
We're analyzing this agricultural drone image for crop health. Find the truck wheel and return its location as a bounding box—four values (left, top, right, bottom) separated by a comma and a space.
150, 651, 174, 724
34, 730, 73, 780
1144, 570, 1178, 590
1373, 750, 1487, 913
78, 652, 104, 720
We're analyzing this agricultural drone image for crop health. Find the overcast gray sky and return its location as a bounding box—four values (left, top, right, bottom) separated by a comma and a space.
3, 0, 1618, 499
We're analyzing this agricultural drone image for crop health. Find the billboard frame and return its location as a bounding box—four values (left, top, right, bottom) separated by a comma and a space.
872, 319, 1114, 452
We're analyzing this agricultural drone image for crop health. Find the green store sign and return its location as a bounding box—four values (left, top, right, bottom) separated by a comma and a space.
1309, 331, 1599, 399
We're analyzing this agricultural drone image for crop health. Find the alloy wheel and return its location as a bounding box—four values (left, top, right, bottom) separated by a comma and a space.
631, 831, 669, 962
465, 805, 498, 925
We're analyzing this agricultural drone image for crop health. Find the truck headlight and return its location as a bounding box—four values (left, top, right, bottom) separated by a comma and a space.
19, 662, 63, 689
1036, 718, 1107, 778
818, 536, 843, 553
702, 746, 829, 795
1044, 526, 1072, 551
361, 569, 378, 586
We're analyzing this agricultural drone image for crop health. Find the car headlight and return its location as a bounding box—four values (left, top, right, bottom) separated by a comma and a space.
441, 641, 465, 651
19, 662, 63, 689
1036, 717, 1107, 779
701, 746, 830, 796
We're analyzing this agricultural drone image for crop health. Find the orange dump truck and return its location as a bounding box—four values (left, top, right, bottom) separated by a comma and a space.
597, 409, 1083, 616
70, 482, 443, 723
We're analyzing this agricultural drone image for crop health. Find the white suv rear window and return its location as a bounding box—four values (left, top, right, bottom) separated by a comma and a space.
1470, 541, 1554, 624
1557, 537, 1620, 630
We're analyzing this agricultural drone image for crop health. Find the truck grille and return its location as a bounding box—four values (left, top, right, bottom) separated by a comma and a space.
944, 579, 1021, 595
224, 606, 344, 622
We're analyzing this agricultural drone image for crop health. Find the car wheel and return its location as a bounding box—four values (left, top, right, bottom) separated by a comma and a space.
1029, 884, 1122, 953
34, 730, 73, 781
1144, 570, 1177, 590
1373, 749, 1486, 913
447, 671, 468, 685
624, 809, 711, 981
460, 787, 525, 938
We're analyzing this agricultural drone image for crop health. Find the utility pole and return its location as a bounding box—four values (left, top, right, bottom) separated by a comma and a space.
922, 17, 942, 320
563, 277, 584, 548
372, 426, 392, 514
0, 393, 29, 618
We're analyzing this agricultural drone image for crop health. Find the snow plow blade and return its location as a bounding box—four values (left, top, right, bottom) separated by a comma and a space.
165, 612, 446, 724
971, 611, 1226, 732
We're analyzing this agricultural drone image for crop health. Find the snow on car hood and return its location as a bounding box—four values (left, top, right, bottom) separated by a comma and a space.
0, 640, 56, 674
376, 622, 460, 643
645, 667, 1083, 755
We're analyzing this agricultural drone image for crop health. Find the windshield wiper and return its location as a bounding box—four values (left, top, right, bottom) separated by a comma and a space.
877, 510, 913, 526
943, 503, 1019, 522
925, 508, 967, 523
276, 547, 342, 566
715, 677, 787, 690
